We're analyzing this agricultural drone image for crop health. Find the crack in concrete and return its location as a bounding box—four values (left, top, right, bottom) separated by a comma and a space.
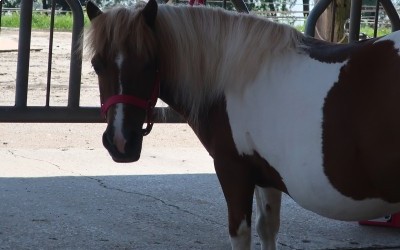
6, 150, 399, 249
85, 176, 226, 228
7, 149, 79, 175
278, 242, 303, 250
7, 150, 224, 228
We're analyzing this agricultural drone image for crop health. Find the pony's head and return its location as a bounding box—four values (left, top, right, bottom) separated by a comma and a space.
87, 0, 159, 162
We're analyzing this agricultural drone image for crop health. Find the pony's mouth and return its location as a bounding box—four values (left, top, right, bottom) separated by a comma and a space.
102, 132, 142, 163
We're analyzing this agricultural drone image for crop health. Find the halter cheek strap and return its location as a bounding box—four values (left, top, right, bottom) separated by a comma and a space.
100, 75, 160, 136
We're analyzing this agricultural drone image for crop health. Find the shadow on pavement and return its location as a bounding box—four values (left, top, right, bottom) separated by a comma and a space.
1, 174, 400, 250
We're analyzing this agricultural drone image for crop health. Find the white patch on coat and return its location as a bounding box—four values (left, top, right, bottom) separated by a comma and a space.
225, 51, 400, 220
230, 219, 251, 250
375, 30, 400, 55
113, 52, 126, 154
255, 187, 281, 250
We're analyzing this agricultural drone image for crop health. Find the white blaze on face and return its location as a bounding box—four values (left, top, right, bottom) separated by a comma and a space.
113, 52, 126, 154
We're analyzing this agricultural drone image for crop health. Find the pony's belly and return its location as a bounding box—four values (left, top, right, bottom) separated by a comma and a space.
224, 55, 400, 221
294, 190, 400, 221
283, 171, 400, 221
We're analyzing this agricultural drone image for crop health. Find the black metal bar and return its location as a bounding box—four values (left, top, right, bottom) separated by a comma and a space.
46, 0, 56, 107
223, 0, 227, 9
15, 0, 33, 107
230, 0, 249, 13
0, 107, 185, 123
0, 0, 187, 124
380, 0, 400, 31
0, 0, 3, 32
304, 0, 333, 37
349, 0, 362, 42
373, 0, 380, 38
65, 0, 84, 108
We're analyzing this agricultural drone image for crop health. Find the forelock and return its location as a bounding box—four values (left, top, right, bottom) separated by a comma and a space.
86, 2, 157, 61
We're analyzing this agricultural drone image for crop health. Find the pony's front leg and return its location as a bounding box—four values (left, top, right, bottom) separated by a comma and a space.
255, 187, 282, 250
214, 158, 255, 250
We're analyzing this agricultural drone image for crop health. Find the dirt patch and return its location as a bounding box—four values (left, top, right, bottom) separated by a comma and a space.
0, 29, 98, 106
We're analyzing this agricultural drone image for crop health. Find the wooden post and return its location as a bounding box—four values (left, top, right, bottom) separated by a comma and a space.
315, 0, 350, 43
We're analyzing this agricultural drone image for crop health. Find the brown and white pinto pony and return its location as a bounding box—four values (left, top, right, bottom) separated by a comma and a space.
86, 1, 400, 249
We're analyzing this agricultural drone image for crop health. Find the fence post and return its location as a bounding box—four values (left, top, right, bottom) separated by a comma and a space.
305, 0, 333, 38
380, 0, 400, 31
65, 0, 84, 108
348, 0, 362, 42
15, 0, 33, 107
0, 0, 3, 32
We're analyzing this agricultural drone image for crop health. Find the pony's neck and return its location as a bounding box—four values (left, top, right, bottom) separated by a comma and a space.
155, 5, 303, 122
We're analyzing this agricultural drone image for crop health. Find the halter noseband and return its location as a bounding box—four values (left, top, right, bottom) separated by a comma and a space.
100, 74, 160, 136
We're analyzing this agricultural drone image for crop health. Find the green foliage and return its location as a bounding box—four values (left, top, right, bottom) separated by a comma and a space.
360, 26, 391, 38
0, 4, 393, 38
1, 12, 90, 31
0, 12, 20, 27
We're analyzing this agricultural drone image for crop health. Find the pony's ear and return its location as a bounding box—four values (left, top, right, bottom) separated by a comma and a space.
87, 1, 103, 21
142, 0, 158, 27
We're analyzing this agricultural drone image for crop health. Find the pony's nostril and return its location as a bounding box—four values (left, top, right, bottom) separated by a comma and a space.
102, 126, 143, 162
113, 135, 127, 154
102, 131, 113, 149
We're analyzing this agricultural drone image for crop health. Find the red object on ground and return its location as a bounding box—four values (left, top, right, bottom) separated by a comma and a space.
359, 212, 400, 228
189, 0, 205, 6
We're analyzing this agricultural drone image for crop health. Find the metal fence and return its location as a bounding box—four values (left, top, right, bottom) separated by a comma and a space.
0, 0, 182, 123
305, 0, 400, 42
0, 0, 2, 31
0, 0, 400, 123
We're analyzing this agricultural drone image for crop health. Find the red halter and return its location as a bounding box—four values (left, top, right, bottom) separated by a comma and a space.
100, 75, 160, 136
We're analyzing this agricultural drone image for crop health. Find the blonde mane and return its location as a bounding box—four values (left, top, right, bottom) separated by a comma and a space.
86, 3, 305, 122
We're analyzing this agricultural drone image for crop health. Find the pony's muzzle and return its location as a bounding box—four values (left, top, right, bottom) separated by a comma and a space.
102, 129, 143, 163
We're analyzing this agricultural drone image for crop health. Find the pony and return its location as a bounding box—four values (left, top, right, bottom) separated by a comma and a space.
85, 0, 400, 249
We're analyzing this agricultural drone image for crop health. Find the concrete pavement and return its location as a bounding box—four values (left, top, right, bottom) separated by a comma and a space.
1, 135, 400, 249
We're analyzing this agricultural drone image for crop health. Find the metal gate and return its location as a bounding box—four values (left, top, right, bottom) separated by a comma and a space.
0, 0, 399, 123
0, 0, 182, 123
305, 0, 400, 42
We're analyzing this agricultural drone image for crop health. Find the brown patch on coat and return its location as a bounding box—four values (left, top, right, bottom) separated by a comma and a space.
322, 39, 400, 203
161, 87, 287, 236
190, 97, 287, 236
193, 97, 288, 194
